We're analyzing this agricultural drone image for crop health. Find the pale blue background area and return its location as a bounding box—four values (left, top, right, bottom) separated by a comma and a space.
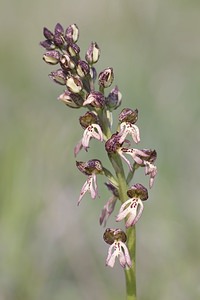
0, 0, 200, 299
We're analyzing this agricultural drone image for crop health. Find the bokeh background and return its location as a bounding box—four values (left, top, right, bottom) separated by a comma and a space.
1, 0, 200, 299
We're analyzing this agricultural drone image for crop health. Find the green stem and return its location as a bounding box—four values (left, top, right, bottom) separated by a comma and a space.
111, 153, 137, 300
99, 108, 137, 299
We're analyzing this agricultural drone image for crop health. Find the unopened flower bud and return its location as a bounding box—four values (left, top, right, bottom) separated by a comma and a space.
49, 69, 67, 85
79, 111, 99, 128
65, 24, 79, 43
43, 27, 54, 40
53, 23, 65, 47
66, 76, 83, 93
85, 42, 100, 64
40, 40, 55, 50
103, 228, 127, 245
43, 50, 60, 65
119, 108, 138, 124
98, 67, 114, 88
83, 91, 105, 108
58, 90, 83, 108
105, 86, 122, 111
60, 54, 75, 70
67, 43, 80, 57
127, 183, 148, 201
76, 60, 90, 77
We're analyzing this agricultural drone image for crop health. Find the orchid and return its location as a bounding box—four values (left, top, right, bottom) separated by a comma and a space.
74, 123, 103, 156
40, 22, 158, 299
118, 122, 140, 144
116, 183, 148, 227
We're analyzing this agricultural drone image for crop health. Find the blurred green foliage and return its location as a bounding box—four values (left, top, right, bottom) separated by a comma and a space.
0, 0, 200, 299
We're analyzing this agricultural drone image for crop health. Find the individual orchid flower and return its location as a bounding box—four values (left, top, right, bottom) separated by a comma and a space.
99, 182, 118, 227
74, 124, 103, 156
118, 108, 140, 143
103, 228, 132, 268
76, 159, 104, 205
74, 111, 103, 156
118, 122, 140, 144
116, 183, 148, 227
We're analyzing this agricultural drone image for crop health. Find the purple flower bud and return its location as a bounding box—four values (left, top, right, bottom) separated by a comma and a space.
40, 40, 55, 50
127, 183, 148, 201
54, 23, 64, 34
58, 90, 83, 108
66, 75, 83, 93
43, 27, 54, 40
65, 24, 79, 43
60, 54, 75, 70
105, 86, 122, 111
43, 50, 60, 65
83, 91, 105, 108
119, 108, 138, 124
67, 43, 80, 57
76, 60, 90, 77
85, 42, 100, 64
49, 69, 67, 85
98, 67, 114, 88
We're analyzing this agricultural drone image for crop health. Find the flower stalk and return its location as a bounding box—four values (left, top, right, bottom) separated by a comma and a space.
40, 23, 158, 300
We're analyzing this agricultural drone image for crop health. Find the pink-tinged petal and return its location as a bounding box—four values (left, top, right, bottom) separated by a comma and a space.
120, 242, 132, 268
106, 243, 117, 267
90, 173, 98, 199
118, 149, 133, 170
74, 140, 83, 157
125, 200, 144, 228
116, 199, 133, 222
82, 129, 91, 149
77, 179, 90, 205
144, 162, 157, 188
92, 124, 103, 141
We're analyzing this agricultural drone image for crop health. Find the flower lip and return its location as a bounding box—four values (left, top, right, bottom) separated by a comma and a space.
127, 183, 148, 201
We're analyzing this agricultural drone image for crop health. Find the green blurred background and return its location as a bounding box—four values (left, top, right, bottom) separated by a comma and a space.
1, 0, 200, 299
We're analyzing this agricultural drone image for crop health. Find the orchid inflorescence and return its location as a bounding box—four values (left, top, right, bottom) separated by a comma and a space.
40, 23, 157, 269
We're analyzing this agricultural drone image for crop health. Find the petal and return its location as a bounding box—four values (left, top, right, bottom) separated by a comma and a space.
74, 140, 83, 157
120, 242, 132, 268
125, 199, 144, 227
106, 243, 117, 268
77, 179, 90, 205
116, 199, 133, 222
118, 149, 133, 170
